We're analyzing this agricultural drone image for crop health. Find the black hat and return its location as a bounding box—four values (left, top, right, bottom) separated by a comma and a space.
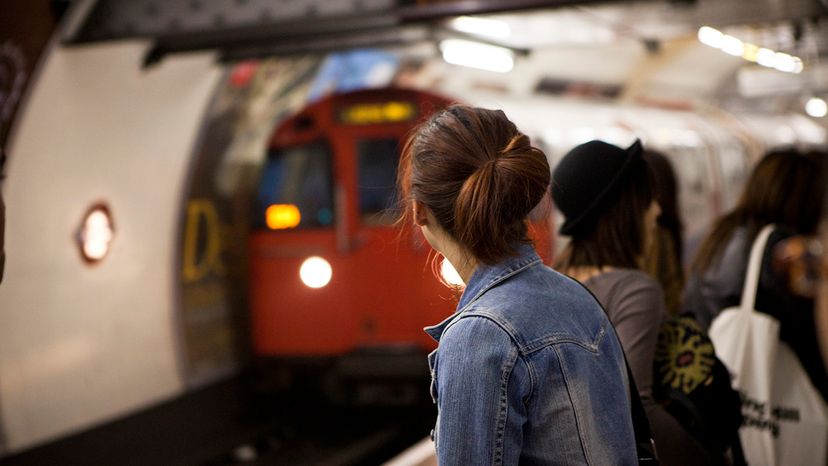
551, 139, 643, 235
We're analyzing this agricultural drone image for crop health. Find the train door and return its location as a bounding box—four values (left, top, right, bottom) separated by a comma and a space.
329, 106, 449, 356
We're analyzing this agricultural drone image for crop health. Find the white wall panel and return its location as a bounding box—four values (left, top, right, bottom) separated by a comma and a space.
0, 41, 221, 452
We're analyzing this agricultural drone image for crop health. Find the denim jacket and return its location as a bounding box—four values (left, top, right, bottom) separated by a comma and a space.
425, 244, 637, 465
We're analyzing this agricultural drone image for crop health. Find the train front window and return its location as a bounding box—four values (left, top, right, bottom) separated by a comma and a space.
357, 138, 400, 225
256, 142, 334, 230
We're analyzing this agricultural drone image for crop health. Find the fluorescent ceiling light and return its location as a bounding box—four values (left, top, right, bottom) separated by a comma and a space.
439, 39, 514, 73
792, 58, 804, 74
697, 26, 723, 48
450, 16, 511, 40
720, 35, 744, 57
806, 97, 827, 118
697, 26, 804, 74
773, 53, 798, 73
741, 43, 759, 62
756, 48, 776, 67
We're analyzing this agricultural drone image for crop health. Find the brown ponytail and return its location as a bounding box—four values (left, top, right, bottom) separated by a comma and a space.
399, 105, 550, 265
691, 148, 826, 274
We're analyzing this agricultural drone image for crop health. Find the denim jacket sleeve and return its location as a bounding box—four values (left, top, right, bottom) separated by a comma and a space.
433, 314, 528, 466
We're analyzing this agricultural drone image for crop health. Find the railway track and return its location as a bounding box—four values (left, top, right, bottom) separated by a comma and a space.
2, 375, 436, 466
202, 403, 435, 465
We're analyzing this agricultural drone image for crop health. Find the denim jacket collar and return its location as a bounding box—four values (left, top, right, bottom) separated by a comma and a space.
424, 243, 542, 342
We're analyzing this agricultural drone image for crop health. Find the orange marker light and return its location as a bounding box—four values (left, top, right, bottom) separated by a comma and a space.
266, 204, 301, 230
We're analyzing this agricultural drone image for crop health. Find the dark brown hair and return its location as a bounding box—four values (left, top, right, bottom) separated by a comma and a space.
645, 150, 684, 265
556, 156, 654, 270
692, 148, 826, 273
398, 105, 550, 265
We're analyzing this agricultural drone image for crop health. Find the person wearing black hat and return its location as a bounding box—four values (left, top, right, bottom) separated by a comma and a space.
553, 139, 712, 466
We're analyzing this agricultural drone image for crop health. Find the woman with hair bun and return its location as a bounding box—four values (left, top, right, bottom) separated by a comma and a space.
399, 105, 637, 465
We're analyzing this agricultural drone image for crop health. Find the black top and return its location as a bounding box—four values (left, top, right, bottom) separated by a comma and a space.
683, 226, 828, 404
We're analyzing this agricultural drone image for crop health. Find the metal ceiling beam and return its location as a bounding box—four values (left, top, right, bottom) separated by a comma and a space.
395, 0, 611, 21
62, 0, 828, 66
63, 0, 621, 65
64, 0, 621, 45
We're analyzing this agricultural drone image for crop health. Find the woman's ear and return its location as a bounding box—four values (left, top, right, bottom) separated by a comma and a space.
413, 200, 430, 227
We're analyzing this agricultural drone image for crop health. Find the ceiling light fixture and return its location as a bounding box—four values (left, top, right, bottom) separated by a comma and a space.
439, 39, 515, 73
697, 26, 803, 74
806, 97, 827, 118
450, 16, 511, 40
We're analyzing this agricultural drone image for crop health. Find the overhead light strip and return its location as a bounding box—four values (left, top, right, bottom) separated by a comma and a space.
439, 39, 515, 73
449, 16, 511, 39
697, 26, 803, 74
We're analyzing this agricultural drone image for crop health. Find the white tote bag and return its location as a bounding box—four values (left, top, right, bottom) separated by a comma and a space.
709, 225, 828, 466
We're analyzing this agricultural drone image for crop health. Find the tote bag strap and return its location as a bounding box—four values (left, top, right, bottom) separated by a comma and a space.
739, 225, 776, 314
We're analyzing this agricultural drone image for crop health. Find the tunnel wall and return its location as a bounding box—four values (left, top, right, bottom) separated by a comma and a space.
0, 41, 222, 452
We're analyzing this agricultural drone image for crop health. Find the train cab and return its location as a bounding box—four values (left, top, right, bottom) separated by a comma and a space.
249, 88, 456, 398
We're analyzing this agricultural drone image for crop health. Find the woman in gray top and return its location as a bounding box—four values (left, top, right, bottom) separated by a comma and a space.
552, 139, 712, 466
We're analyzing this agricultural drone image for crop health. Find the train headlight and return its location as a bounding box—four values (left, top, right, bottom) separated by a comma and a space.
440, 257, 465, 287
77, 203, 114, 264
300, 256, 332, 288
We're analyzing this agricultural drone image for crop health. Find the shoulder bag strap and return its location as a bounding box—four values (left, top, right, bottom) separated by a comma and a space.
625, 360, 659, 464
574, 280, 658, 464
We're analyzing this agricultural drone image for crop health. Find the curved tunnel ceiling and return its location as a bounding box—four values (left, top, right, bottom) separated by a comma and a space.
60, 0, 828, 113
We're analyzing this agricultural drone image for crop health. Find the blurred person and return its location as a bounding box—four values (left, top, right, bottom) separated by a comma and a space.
684, 148, 828, 403
642, 150, 684, 315
399, 106, 638, 465
818, 221, 828, 375
773, 232, 828, 373
553, 140, 716, 466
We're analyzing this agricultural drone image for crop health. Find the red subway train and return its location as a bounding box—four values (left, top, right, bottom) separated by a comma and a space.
249, 88, 454, 400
